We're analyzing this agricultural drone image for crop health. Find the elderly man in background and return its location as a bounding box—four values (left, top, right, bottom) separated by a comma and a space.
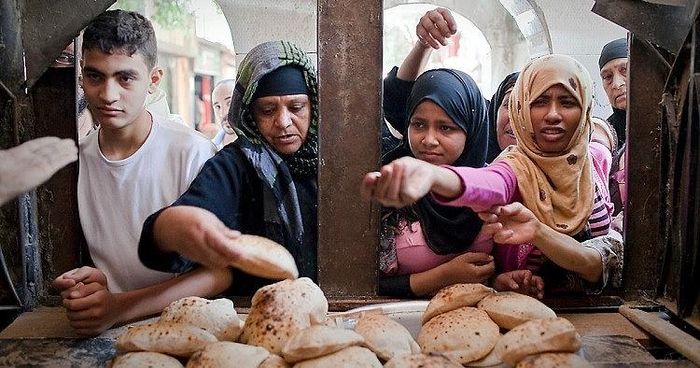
211, 79, 238, 149
599, 37, 628, 231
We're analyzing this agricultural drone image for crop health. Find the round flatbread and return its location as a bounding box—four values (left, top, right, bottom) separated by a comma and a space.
241, 277, 328, 354
229, 234, 299, 280
116, 322, 217, 358
423, 283, 496, 324
185, 342, 270, 368
282, 325, 365, 363
292, 346, 382, 368
110, 352, 184, 368
515, 353, 592, 368
384, 353, 462, 368
477, 291, 556, 330
417, 307, 500, 364
160, 297, 243, 341
354, 312, 420, 361
495, 318, 581, 366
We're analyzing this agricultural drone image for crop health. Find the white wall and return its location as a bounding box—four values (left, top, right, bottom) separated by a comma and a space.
217, 0, 317, 66
385, 0, 531, 94
531, 0, 628, 117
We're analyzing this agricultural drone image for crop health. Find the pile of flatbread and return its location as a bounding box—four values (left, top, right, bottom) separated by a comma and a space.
410, 283, 590, 367
110, 280, 589, 368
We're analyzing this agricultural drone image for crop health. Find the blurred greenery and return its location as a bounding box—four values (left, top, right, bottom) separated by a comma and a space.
112, 0, 194, 30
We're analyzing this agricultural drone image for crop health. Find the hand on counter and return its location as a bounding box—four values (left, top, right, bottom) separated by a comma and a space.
53, 266, 121, 336
0, 136, 77, 206
493, 270, 545, 299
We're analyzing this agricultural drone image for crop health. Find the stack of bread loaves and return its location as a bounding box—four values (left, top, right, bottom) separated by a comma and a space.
108, 235, 589, 367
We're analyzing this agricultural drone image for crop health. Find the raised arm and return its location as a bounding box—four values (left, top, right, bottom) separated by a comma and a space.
397, 7, 457, 81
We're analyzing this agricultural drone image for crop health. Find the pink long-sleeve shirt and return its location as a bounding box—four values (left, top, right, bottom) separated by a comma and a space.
434, 142, 613, 272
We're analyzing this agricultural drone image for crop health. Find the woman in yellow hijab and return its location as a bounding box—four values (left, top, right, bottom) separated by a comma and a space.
362, 54, 622, 297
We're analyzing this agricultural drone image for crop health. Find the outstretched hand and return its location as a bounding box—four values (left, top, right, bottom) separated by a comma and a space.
493, 270, 545, 299
440, 252, 495, 285
360, 157, 439, 208
154, 206, 243, 269
479, 202, 541, 245
0, 137, 77, 206
416, 7, 458, 49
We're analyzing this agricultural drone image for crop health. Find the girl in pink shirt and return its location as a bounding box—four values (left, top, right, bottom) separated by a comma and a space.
364, 55, 617, 298
378, 68, 494, 297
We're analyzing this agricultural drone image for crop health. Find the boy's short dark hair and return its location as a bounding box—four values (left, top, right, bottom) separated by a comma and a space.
82, 9, 158, 69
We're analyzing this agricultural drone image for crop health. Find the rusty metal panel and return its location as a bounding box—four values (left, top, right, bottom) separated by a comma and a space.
317, 0, 382, 299
19, 0, 114, 89
658, 20, 700, 318
0, 0, 25, 94
29, 68, 81, 305
592, 0, 698, 55
622, 35, 671, 298
1, 0, 29, 311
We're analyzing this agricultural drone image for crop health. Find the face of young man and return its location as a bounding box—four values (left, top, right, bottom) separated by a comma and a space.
600, 58, 628, 111
81, 48, 162, 131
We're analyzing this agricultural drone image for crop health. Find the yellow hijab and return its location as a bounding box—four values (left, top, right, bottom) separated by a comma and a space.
498, 54, 594, 235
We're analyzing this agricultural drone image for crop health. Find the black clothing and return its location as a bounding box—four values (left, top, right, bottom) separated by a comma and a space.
607, 108, 626, 149
139, 144, 318, 295
382, 66, 415, 136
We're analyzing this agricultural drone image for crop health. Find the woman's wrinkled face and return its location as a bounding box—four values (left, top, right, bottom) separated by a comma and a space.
408, 100, 467, 166
252, 94, 310, 155
496, 87, 516, 150
529, 84, 582, 154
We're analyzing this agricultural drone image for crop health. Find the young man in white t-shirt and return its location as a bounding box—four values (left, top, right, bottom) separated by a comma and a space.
52, 9, 230, 335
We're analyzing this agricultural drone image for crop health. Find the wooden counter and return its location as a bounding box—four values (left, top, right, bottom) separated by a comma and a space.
0, 307, 696, 367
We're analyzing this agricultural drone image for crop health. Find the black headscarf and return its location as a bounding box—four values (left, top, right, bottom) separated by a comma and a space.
599, 37, 628, 147
486, 72, 519, 163
598, 37, 628, 70
382, 69, 488, 256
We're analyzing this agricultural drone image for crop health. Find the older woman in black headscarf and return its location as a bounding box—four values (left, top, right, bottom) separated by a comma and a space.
138, 41, 319, 295
378, 68, 494, 297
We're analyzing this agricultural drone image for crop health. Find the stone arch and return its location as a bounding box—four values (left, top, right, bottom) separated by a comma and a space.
383, 0, 548, 91
214, 0, 317, 65
497, 0, 552, 57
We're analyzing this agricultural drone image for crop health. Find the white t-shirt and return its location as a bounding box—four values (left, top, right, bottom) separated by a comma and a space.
78, 112, 216, 293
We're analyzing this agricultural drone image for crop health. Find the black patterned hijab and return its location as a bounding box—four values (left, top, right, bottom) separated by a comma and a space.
230, 40, 319, 178
381, 69, 488, 269
227, 40, 318, 246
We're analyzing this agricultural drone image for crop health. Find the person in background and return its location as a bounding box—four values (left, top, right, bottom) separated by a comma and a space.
383, 7, 457, 148
599, 37, 628, 230
364, 55, 623, 297
379, 68, 494, 297
52, 10, 226, 336
211, 78, 237, 149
